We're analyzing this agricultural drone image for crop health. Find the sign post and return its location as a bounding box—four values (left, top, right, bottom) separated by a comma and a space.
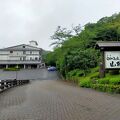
104, 51, 120, 69
96, 41, 120, 78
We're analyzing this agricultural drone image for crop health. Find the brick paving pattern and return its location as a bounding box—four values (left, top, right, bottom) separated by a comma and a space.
0, 80, 120, 120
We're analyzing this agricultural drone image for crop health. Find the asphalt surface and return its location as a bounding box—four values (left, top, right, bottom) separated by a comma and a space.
0, 69, 120, 120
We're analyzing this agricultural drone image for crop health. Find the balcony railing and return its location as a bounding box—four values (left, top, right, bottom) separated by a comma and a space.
0, 60, 42, 64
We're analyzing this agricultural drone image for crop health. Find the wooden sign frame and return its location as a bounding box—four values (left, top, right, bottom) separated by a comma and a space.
96, 41, 120, 78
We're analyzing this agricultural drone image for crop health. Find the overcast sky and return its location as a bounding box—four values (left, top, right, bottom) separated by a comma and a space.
0, 0, 120, 50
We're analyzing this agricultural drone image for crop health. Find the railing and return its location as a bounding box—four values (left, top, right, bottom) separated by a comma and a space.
0, 60, 41, 64
0, 79, 30, 92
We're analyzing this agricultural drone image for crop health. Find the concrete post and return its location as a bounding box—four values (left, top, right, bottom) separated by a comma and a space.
24, 64, 26, 69
37, 65, 39, 69
16, 65, 19, 68
6, 65, 8, 69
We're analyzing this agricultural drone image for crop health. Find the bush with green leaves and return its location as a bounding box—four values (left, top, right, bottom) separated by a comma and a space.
97, 78, 109, 84
96, 76, 120, 85
66, 69, 84, 78
109, 77, 120, 85
79, 78, 92, 88
66, 48, 98, 74
91, 84, 120, 93
89, 72, 99, 80
4, 67, 20, 71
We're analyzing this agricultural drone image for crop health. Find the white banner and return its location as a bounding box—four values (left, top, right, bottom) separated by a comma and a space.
104, 51, 120, 69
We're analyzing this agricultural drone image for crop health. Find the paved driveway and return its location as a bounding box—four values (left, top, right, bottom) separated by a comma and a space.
0, 70, 120, 120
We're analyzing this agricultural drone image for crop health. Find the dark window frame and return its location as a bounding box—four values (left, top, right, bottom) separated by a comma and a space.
10, 51, 13, 53
35, 57, 38, 60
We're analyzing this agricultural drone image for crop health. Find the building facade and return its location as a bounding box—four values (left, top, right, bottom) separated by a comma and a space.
0, 41, 45, 69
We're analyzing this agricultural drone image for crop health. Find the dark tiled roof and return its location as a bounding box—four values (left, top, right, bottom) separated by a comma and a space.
0, 44, 42, 51
96, 41, 120, 48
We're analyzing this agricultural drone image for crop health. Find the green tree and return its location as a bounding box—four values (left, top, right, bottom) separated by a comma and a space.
44, 12, 120, 77
50, 26, 73, 48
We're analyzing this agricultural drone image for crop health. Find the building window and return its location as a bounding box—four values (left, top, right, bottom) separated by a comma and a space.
10, 51, 13, 53
30, 51, 32, 54
20, 57, 22, 61
39, 51, 41, 55
23, 57, 26, 61
23, 46, 25, 48
35, 57, 38, 60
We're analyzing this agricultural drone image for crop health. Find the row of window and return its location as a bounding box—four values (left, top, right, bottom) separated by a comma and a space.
10, 51, 41, 55
19, 57, 41, 61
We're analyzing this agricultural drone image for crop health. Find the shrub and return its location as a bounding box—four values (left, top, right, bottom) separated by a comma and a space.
91, 67, 99, 73
109, 77, 120, 85
90, 72, 99, 80
97, 78, 109, 84
97, 77, 120, 85
76, 70, 85, 77
91, 84, 120, 93
4, 67, 20, 71
79, 78, 91, 88
66, 67, 120, 94
66, 69, 84, 79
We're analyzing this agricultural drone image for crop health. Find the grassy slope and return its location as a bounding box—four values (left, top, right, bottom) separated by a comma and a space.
78, 67, 120, 93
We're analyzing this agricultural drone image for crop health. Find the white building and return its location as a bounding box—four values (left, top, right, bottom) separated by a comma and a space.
0, 41, 45, 69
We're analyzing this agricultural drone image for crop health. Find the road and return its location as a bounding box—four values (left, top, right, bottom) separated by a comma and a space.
0, 69, 120, 120
0, 69, 59, 80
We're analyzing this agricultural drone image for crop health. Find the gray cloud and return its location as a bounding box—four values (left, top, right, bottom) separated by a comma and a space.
0, 0, 120, 50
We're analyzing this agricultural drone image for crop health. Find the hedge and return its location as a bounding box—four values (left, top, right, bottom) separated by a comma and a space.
91, 84, 120, 93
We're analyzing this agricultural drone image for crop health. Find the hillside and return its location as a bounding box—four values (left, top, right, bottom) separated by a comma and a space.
44, 13, 120, 93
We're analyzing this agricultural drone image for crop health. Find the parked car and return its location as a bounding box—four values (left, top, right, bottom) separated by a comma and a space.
47, 66, 56, 71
